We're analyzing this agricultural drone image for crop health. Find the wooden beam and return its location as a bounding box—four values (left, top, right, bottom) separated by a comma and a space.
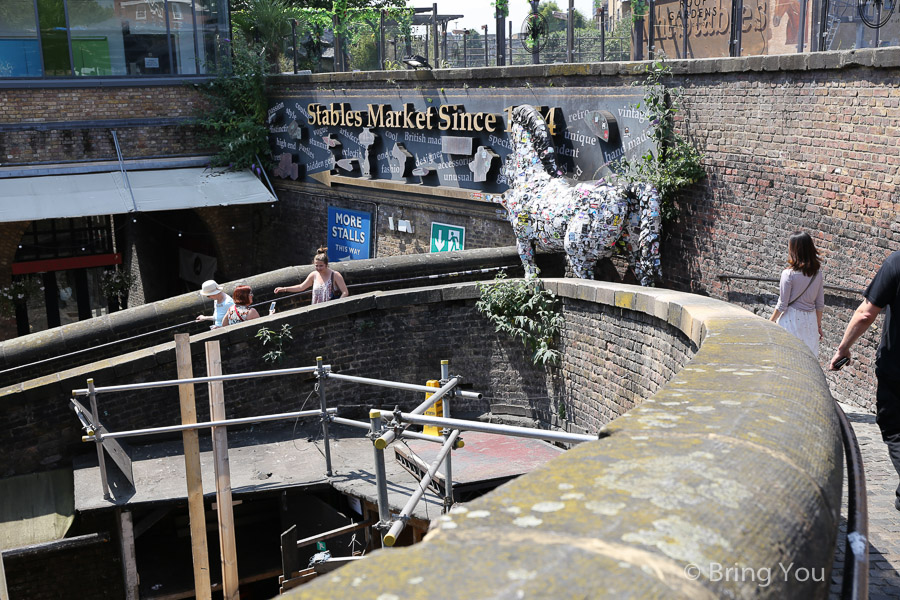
175, 334, 212, 600
117, 509, 139, 600
0, 550, 8, 600
280, 525, 300, 579
295, 520, 376, 550
205, 341, 240, 600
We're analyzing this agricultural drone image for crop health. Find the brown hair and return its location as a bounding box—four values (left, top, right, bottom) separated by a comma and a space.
232, 285, 253, 306
314, 246, 329, 265
787, 231, 821, 277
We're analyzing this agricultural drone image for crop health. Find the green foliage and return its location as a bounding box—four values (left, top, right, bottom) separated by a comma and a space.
347, 30, 380, 71
0, 276, 42, 319
538, 1, 588, 32
492, 0, 510, 18
256, 324, 294, 363
194, 36, 270, 170
476, 273, 564, 367
100, 268, 134, 304
231, 0, 297, 72
618, 58, 705, 226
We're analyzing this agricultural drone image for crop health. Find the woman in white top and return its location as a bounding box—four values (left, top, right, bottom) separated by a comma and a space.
769, 231, 825, 356
274, 247, 349, 305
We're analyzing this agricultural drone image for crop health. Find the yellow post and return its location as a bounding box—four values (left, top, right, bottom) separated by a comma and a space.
423, 380, 442, 436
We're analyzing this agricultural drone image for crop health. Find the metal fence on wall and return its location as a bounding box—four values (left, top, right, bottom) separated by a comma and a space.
282, 0, 900, 74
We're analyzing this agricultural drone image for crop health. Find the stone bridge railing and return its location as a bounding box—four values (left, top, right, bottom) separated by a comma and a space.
1, 276, 841, 598
283, 278, 842, 600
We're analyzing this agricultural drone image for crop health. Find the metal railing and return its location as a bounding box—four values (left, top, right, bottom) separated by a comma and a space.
834, 402, 869, 600
73, 355, 595, 548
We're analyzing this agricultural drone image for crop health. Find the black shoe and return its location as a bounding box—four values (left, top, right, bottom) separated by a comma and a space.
895, 496, 900, 511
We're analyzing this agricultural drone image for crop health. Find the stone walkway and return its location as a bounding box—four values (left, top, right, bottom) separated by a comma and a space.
831, 403, 900, 599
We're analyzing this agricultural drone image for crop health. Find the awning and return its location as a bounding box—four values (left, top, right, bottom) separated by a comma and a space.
0, 166, 277, 223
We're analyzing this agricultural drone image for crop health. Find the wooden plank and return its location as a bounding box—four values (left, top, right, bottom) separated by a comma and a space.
280, 525, 300, 579
295, 520, 375, 550
0, 549, 8, 600
206, 341, 240, 600
175, 333, 212, 600
117, 509, 139, 600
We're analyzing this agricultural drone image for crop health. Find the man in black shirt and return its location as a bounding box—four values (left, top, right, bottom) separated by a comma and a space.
831, 250, 900, 509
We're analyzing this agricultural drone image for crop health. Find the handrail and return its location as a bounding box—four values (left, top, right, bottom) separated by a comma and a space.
834, 401, 869, 600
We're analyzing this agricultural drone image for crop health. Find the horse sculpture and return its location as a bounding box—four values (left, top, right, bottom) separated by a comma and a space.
490, 104, 662, 286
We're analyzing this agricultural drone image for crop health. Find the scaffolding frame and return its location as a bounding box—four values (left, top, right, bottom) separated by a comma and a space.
70, 344, 598, 594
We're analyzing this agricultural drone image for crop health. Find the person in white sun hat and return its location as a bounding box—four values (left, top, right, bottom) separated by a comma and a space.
196, 279, 234, 329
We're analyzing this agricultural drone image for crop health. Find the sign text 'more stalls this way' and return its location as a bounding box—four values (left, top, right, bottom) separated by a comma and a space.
267, 88, 656, 197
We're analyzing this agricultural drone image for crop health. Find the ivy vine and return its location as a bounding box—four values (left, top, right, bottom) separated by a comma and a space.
618, 58, 705, 227
476, 273, 563, 367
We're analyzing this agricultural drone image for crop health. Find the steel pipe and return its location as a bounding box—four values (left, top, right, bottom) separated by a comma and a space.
383, 429, 460, 547
73, 364, 326, 396
327, 373, 481, 400
397, 413, 597, 444
376, 377, 459, 448
82, 408, 337, 442
331, 415, 462, 446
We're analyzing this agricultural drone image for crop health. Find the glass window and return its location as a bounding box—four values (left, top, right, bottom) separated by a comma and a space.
0, 0, 43, 77
68, 0, 126, 76
37, 0, 72, 75
168, 0, 198, 74
196, 0, 227, 73
122, 0, 173, 74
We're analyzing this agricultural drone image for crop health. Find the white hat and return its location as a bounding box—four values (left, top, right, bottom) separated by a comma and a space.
199, 280, 223, 296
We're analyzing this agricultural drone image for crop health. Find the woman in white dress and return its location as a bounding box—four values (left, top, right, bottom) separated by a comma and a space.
769, 231, 825, 356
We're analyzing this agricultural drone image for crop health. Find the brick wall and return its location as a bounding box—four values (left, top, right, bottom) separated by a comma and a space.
0, 282, 693, 477
265, 182, 516, 268
269, 52, 900, 410
0, 83, 211, 165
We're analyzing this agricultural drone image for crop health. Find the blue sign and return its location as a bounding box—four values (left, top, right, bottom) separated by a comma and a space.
328, 206, 371, 262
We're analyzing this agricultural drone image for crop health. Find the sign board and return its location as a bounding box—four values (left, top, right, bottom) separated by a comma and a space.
327, 206, 371, 262
430, 223, 465, 253
316, 541, 327, 552
266, 87, 654, 193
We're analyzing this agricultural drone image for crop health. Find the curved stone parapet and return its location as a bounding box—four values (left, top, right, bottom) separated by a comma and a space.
285, 278, 842, 600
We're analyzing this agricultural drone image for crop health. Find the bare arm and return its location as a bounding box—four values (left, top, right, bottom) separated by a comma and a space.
769, 309, 782, 323
333, 271, 349, 297
829, 299, 882, 370
275, 272, 315, 294
816, 309, 823, 340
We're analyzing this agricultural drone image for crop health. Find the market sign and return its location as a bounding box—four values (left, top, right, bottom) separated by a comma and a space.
327, 206, 371, 261
267, 87, 656, 197
430, 222, 465, 253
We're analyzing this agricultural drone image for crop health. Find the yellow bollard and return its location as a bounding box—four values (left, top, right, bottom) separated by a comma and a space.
423, 380, 442, 436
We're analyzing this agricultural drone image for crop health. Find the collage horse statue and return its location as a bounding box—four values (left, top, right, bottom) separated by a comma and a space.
490, 105, 662, 286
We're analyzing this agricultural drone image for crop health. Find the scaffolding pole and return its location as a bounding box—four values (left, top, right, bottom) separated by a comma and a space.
330, 416, 463, 446
375, 376, 460, 448
439, 360, 454, 511
317, 356, 333, 477
72, 364, 326, 396
327, 372, 481, 399
82, 409, 337, 442
396, 413, 597, 444
88, 379, 111, 501
383, 429, 460, 546
370, 410, 392, 545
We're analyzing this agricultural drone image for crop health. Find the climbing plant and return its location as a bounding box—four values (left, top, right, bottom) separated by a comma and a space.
476, 272, 563, 367
618, 58, 705, 226
194, 35, 269, 170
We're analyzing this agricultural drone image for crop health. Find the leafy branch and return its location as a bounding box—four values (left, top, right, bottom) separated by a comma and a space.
476, 273, 563, 367
256, 324, 294, 364
618, 58, 705, 226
